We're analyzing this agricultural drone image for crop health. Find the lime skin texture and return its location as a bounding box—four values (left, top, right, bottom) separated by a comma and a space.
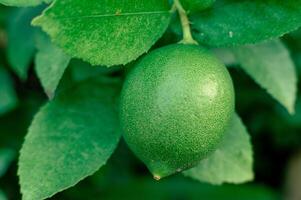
181, 0, 215, 12
119, 44, 235, 179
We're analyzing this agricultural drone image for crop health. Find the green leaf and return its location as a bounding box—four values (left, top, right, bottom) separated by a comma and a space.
233, 39, 297, 114
0, 190, 6, 200
0, 6, 9, 26
212, 48, 237, 66
183, 113, 254, 185
18, 78, 122, 200
0, 0, 51, 7
7, 7, 42, 80
190, 0, 301, 47
32, 0, 172, 66
35, 31, 71, 99
0, 149, 15, 177
69, 59, 120, 83
0, 67, 18, 115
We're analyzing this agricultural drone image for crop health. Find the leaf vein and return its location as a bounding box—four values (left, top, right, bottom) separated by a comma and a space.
53, 10, 171, 20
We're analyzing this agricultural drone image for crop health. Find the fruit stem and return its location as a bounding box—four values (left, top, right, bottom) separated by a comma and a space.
173, 0, 198, 45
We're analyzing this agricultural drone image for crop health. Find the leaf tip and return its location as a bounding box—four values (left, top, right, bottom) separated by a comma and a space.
31, 16, 43, 27
287, 106, 296, 115
46, 90, 55, 100
284, 97, 296, 115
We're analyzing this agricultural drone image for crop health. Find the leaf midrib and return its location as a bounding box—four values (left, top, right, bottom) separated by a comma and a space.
47, 10, 172, 20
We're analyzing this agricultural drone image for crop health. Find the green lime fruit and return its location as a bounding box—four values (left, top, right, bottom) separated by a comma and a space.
181, 0, 215, 12
119, 44, 234, 179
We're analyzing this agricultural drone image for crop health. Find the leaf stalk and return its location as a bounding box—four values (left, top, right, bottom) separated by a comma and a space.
173, 0, 198, 45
